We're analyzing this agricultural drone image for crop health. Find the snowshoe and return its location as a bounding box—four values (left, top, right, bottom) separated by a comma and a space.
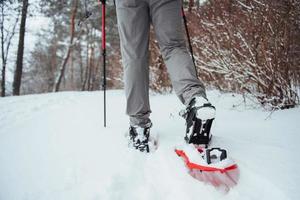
175, 145, 239, 192
178, 97, 239, 191
180, 96, 216, 146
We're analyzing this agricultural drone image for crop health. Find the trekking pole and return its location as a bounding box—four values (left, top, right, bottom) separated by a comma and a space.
181, 5, 198, 76
98, 0, 107, 127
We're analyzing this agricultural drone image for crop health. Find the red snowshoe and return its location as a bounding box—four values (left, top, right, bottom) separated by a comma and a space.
175, 145, 239, 192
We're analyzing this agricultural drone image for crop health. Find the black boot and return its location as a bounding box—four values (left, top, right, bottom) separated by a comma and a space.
128, 123, 152, 153
180, 96, 216, 146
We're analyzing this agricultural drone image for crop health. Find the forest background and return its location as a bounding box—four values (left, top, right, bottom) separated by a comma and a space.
1, 0, 300, 110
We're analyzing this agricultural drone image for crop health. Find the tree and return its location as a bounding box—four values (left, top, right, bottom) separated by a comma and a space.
12, 0, 28, 95
182, 0, 300, 109
53, 0, 78, 92
24, 0, 122, 93
0, 0, 20, 97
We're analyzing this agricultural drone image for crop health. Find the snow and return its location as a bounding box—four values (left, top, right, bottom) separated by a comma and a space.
193, 96, 216, 119
0, 90, 299, 200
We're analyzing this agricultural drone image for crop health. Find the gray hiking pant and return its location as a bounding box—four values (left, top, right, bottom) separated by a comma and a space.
116, 0, 206, 127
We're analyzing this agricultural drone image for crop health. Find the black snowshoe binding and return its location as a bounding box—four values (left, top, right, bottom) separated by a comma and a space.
129, 123, 152, 153
180, 97, 216, 147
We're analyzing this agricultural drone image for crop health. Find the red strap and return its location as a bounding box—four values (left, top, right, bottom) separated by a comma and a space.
175, 149, 238, 173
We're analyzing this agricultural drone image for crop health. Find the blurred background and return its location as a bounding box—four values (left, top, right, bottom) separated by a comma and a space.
1, 0, 299, 109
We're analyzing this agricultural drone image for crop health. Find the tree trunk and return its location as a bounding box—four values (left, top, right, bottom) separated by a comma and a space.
81, 42, 89, 91
12, 0, 29, 96
1, 2, 19, 97
53, 0, 78, 92
1, 4, 5, 97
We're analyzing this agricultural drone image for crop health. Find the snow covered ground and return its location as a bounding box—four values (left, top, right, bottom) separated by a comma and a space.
0, 90, 299, 200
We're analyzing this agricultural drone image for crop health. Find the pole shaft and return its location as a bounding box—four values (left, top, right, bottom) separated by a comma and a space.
99, 0, 107, 127
181, 6, 198, 77
103, 3, 106, 127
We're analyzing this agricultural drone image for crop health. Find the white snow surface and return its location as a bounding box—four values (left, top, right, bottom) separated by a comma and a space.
0, 90, 299, 200
193, 96, 216, 119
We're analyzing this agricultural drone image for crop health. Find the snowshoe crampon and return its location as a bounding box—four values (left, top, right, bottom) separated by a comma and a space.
175, 145, 239, 191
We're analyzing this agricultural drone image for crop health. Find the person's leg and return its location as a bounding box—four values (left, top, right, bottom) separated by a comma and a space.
150, 0, 207, 105
116, 0, 151, 127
